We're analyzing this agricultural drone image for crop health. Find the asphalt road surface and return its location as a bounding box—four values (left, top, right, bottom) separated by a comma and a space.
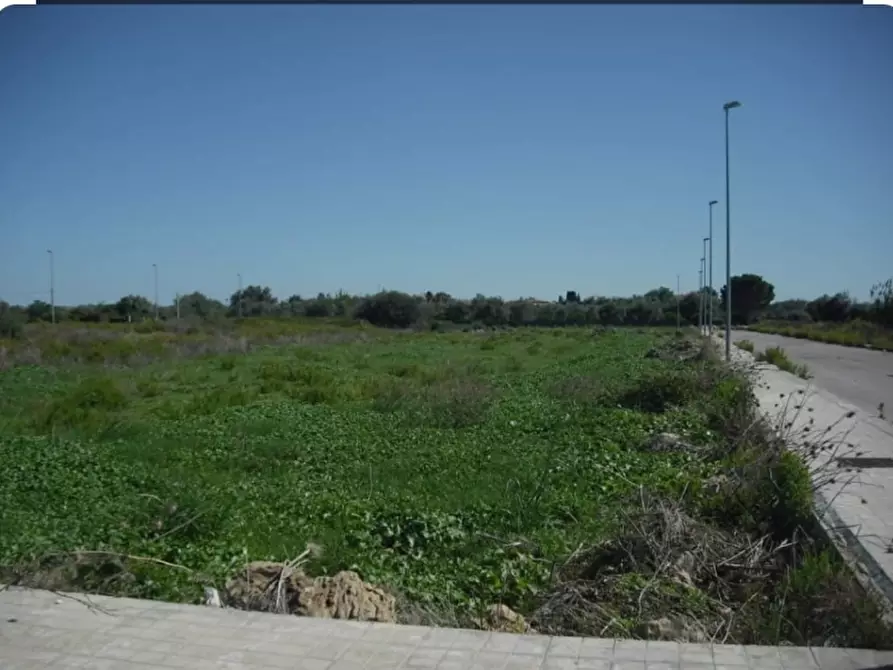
731, 329, 893, 420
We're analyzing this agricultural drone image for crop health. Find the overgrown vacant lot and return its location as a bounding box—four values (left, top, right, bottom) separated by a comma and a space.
1, 323, 891, 647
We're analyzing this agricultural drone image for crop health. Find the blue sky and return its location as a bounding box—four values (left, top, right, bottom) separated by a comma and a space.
1, 5, 891, 306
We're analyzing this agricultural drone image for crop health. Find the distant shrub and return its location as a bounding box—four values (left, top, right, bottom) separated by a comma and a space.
354, 291, 421, 329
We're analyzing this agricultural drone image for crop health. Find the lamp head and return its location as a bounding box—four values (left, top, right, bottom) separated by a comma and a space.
723, 100, 742, 111
709, 200, 718, 206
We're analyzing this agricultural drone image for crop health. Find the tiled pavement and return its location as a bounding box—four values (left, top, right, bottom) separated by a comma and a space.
1, 587, 892, 670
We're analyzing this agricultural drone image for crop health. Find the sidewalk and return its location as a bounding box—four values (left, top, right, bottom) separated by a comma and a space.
719, 334, 893, 611
2, 586, 892, 670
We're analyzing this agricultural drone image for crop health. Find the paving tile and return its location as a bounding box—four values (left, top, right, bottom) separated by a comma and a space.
514, 635, 550, 657
484, 632, 522, 653
405, 647, 448, 668
710, 645, 747, 667
469, 651, 512, 669
543, 658, 582, 670
504, 655, 547, 670
547, 636, 583, 659
644, 642, 680, 664
450, 631, 492, 651
744, 645, 784, 668
579, 638, 615, 660
644, 663, 679, 670
778, 646, 819, 669
613, 640, 648, 661
610, 662, 646, 670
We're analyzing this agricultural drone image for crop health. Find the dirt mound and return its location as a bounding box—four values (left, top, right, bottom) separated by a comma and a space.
225, 561, 396, 622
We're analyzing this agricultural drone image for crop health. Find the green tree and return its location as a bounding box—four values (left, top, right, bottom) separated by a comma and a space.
229, 285, 278, 317
178, 292, 226, 320
25, 300, 54, 323
354, 291, 420, 328
720, 274, 775, 325
870, 278, 893, 327
115, 295, 153, 321
806, 293, 852, 323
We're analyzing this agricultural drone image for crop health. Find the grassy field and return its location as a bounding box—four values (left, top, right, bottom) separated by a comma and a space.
750, 319, 893, 352
0, 321, 890, 646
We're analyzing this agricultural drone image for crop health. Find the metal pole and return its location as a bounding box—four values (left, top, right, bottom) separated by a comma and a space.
698, 263, 703, 330
723, 100, 741, 361
708, 200, 718, 334
702, 237, 709, 334
153, 263, 159, 320
47, 249, 55, 324
176, 293, 181, 321
237, 273, 243, 318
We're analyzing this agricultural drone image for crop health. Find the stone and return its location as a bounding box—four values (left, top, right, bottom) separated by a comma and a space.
224, 562, 395, 623
297, 570, 395, 622
481, 604, 530, 634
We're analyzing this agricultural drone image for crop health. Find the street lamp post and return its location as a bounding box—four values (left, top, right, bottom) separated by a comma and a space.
47, 249, 55, 324
723, 100, 742, 361
698, 261, 704, 330
702, 237, 709, 334
708, 200, 718, 334
237, 273, 243, 318
152, 263, 159, 320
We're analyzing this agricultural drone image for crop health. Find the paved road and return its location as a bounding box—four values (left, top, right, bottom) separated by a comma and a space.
732, 329, 893, 419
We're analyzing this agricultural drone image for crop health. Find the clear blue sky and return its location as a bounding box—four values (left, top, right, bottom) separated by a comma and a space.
1, 5, 891, 306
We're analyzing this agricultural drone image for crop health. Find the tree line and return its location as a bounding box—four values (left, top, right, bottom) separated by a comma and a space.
1, 274, 891, 335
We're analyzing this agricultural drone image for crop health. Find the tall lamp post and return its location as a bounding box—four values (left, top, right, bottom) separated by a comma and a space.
47, 249, 55, 325
708, 200, 718, 334
723, 100, 742, 360
702, 237, 709, 334
152, 263, 159, 320
698, 260, 704, 330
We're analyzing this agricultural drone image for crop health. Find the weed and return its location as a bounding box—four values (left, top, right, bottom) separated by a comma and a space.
756, 346, 812, 379
0, 325, 889, 648
734, 339, 755, 353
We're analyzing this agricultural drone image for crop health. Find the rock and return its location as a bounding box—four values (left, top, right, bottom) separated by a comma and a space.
297, 571, 395, 622
672, 551, 696, 587
636, 617, 706, 643
225, 561, 311, 612
481, 604, 530, 634
224, 562, 395, 623
203, 587, 222, 608
637, 617, 677, 640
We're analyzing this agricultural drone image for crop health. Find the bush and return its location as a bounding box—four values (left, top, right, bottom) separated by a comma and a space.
0, 303, 25, 340
354, 291, 421, 329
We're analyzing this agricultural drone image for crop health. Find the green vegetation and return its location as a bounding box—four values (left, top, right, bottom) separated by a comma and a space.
752, 278, 893, 351
755, 346, 811, 379
750, 320, 893, 352
0, 322, 889, 647
734, 339, 755, 353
